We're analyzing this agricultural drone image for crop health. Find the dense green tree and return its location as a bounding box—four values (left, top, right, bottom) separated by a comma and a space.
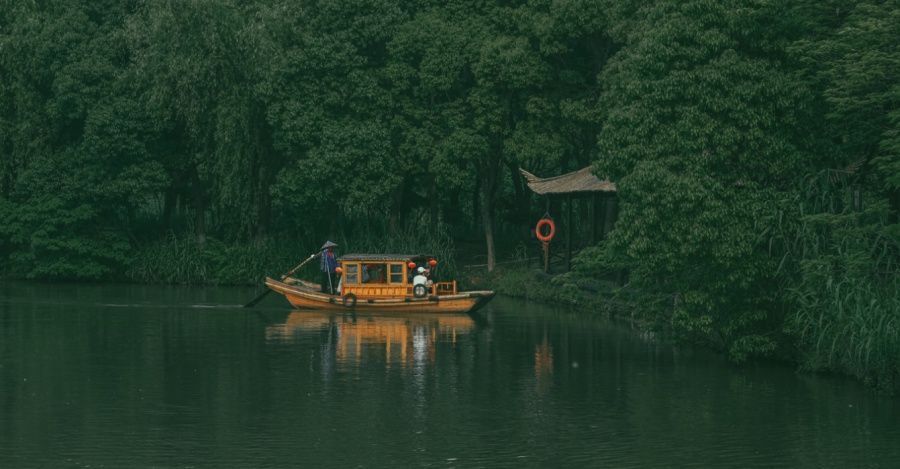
814, 1, 900, 224
0, 0, 138, 278
261, 0, 409, 239
594, 0, 818, 359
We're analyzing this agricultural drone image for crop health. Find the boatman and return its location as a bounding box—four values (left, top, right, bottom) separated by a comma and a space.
320, 240, 338, 294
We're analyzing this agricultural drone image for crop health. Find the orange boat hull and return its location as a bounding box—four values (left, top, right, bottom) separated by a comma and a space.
264, 277, 494, 314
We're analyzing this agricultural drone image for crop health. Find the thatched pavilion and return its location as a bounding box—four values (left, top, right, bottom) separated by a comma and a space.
520, 166, 618, 271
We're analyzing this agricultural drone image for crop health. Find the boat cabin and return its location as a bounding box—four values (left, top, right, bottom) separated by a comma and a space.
337, 253, 457, 298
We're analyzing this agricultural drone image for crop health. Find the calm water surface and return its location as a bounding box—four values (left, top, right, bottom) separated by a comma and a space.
1, 282, 898, 468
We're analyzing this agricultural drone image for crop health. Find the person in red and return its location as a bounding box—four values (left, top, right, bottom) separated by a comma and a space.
319, 240, 338, 294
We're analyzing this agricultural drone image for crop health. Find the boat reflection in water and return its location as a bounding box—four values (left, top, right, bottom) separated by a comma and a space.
265, 310, 477, 368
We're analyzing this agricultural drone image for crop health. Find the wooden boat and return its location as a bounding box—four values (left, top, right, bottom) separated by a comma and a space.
265, 253, 495, 314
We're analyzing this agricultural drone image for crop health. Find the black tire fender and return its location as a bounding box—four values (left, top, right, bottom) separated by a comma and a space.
413, 284, 428, 298
342, 293, 357, 308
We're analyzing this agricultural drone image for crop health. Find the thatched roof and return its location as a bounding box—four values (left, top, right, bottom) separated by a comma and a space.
520, 167, 616, 195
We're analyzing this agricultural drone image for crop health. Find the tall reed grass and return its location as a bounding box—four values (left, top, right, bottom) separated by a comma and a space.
792, 267, 899, 392
127, 220, 459, 285
127, 233, 305, 285
780, 171, 900, 393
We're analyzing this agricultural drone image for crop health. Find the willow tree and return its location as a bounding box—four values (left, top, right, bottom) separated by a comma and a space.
127, 0, 276, 242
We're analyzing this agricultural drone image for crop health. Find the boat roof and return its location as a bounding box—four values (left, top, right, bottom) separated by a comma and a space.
338, 253, 434, 262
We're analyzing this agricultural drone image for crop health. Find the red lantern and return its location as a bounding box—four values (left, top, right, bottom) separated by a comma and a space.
335, 267, 343, 275
407, 262, 416, 270
428, 259, 438, 267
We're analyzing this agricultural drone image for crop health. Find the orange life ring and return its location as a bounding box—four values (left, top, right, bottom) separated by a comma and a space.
535, 218, 556, 242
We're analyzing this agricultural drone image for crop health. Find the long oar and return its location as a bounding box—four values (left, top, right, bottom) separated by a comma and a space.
243, 252, 319, 308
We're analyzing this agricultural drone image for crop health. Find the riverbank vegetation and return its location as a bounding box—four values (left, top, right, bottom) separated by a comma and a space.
1, 1, 897, 392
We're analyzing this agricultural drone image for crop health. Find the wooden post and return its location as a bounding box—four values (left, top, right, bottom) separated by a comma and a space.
542, 241, 550, 274
603, 193, 617, 236
566, 194, 573, 271
597, 194, 607, 240
542, 196, 551, 273
852, 186, 862, 212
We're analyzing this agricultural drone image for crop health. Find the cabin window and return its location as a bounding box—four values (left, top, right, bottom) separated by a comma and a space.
362, 263, 387, 284
389, 264, 404, 284
344, 263, 359, 285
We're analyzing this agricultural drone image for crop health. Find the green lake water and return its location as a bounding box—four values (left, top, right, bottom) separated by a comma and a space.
1, 282, 898, 468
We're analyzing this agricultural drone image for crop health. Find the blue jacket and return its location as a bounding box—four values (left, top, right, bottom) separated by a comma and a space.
320, 250, 337, 273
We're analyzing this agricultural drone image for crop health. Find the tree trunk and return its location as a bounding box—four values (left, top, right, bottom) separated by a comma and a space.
1, 151, 14, 198
389, 183, 404, 233
192, 175, 206, 247
480, 192, 496, 272
507, 160, 527, 228
603, 194, 618, 236
480, 169, 497, 272
195, 198, 206, 247
430, 178, 439, 225
889, 189, 899, 225
161, 185, 177, 231
255, 171, 271, 240
252, 104, 274, 240
472, 177, 481, 232
565, 194, 573, 271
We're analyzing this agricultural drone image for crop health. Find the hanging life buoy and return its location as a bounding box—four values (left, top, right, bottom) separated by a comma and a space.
535, 218, 556, 242
342, 293, 357, 308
